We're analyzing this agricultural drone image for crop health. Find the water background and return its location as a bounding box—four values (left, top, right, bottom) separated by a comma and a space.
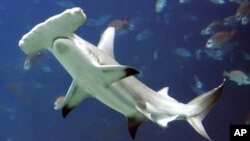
0, 0, 249, 141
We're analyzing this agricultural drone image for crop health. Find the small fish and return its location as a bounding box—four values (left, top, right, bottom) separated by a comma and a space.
241, 14, 250, 25
179, 0, 191, 3
205, 49, 224, 61
127, 17, 148, 31
57, 1, 75, 8
23, 59, 31, 71
223, 70, 250, 85
205, 43, 234, 60
223, 15, 238, 27
206, 30, 237, 49
190, 75, 205, 95
230, 0, 249, 4
23, 51, 46, 71
201, 21, 223, 35
210, 0, 225, 4
173, 48, 192, 58
235, 2, 250, 25
108, 17, 130, 31
194, 75, 203, 89
155, 0, 167, 13
195, 49, 203, 60
183, 34, 192, 42
241, 51, 250, 60
164, 11, 170, 25
153, 50, 159, 60
136, 29, 153, 41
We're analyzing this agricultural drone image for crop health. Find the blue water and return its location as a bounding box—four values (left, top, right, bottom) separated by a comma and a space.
0, 0, 249, 141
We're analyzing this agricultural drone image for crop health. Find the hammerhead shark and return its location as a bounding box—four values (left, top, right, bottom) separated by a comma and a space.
19, 8, 225, 140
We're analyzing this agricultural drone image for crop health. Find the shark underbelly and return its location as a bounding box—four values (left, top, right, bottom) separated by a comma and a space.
75, 72, 147, 119
50, 36, 152, 119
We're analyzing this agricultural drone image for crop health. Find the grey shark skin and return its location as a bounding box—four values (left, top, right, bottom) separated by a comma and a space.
19, 8, 225, 140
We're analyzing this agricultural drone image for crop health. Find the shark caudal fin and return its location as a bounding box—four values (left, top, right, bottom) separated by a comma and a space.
186, 79, 225, 140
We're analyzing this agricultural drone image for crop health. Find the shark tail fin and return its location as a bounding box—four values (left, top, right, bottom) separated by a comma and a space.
186, 79, 225, 141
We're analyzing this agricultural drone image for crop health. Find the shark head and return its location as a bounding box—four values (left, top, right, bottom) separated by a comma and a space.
19, 7, 86, 55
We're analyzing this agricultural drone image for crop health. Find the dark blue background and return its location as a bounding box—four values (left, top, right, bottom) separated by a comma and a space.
0, 0, 249, 141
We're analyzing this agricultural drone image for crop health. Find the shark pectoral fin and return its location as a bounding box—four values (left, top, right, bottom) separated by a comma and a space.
61, 81, 89, 118
127, 117, 143, 140
54, 96, 65, 110
62, 105, 74, 118
97, 27, 115, 58
99, 65, 139, 85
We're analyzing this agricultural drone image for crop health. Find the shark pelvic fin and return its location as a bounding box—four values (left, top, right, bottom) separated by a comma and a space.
127, 117, 143, 140
136, 101, 178, 128
154, 115, 178, 128
99, 65, 139, 85
57, 81, 89, 118
98, 27, 115, 58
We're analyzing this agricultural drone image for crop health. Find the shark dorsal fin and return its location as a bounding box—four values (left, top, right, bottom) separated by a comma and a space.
97, 27, 115, 58
157, 87, 177, 102
158, 87, 169, 95
99, 65, 139, 86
